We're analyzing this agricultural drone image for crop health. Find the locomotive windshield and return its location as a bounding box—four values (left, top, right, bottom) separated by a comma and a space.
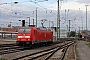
19, 28, 31, 33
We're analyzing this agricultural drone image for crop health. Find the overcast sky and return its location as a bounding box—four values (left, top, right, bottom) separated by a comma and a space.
0, 0, 90, 31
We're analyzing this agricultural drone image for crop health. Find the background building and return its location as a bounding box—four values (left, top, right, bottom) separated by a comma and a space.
51, 27, 67, 40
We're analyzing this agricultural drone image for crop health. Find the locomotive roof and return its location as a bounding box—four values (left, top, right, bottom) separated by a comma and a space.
37, 27, 51, 31
19, 26, 52, 31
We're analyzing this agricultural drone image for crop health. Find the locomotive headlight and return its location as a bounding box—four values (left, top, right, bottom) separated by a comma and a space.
25, 36, 30, 38
18, 36, 30, 38
18, 36, 22, 38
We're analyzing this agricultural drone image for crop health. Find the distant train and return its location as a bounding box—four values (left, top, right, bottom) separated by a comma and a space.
16, 26, 53, 46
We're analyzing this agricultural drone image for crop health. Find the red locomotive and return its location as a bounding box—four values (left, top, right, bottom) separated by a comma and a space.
16, 26, 53, 46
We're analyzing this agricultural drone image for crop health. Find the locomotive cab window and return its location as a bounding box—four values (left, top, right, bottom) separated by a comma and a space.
19, 28, 31, 33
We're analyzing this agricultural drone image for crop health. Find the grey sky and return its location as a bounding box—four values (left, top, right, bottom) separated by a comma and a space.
76, 0, 90, 4
0, 0, 90, 30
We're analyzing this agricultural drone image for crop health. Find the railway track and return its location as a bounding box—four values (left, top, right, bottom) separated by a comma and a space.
11, 41, 76, 60
0, 42, 59, 56
0, 43, 16, 47
0, 44, 25, 55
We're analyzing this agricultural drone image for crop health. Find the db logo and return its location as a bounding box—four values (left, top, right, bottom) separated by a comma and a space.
22, 34, 25, 38
22, 36, 25, 38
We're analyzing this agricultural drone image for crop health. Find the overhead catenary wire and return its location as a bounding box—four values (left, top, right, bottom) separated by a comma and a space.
12, 0, 57, 17
29, 0, 57, 16
0, 1, 57, 20
0, 0, 58, 27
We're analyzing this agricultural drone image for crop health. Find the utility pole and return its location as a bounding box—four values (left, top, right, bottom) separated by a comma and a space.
49, 20, 50, 28
68, 20, 71, 38
32, 0, 48, 27
67, 9, 69, 21
33, 19, 34, 25
51, 21, 54, 27
66, 25, 68, 37
49, 21, 54, 28
27, 17, 30, 26
85, 5, 89, 30
36, 7, 38, 28
81, 17, 83, 30
65, 9, 66, 21
57, 0, 60, 41
78, 26, 80, 38
69, 20, 71, 32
